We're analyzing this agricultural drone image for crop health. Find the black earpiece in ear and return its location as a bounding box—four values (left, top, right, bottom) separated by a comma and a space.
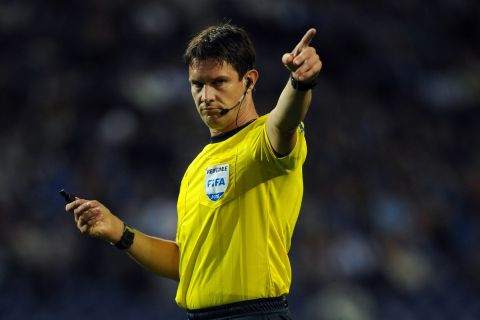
246, 78, 252, 90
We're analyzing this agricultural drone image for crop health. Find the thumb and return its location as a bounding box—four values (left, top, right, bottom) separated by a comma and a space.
282, 53, 295, 72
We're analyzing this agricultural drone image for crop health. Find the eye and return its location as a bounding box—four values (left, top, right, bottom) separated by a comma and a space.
190, 81, 203, 91
212, 79, 225, 87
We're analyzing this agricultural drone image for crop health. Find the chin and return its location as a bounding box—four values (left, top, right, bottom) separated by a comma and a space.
205, 114, 220, 124
204, 115, 229, 131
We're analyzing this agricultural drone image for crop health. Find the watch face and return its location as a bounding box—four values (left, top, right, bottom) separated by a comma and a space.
115, 226, 135, 250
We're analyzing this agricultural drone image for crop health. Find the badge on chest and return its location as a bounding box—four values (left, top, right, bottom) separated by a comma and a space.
205, 163, 230, 201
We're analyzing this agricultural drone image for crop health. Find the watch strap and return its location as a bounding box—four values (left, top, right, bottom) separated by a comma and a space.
113, 223, 135, 250
290, 75, 317, 91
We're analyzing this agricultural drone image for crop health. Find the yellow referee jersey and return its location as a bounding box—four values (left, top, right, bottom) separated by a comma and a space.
175, 114, 307, 309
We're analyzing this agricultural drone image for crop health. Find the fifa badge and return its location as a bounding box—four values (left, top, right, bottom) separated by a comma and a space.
205, 163, 229, 201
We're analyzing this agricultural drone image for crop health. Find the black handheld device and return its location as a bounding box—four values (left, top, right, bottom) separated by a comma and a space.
59, 189, 75, 204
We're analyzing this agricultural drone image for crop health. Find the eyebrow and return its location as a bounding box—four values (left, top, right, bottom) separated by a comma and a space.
189, 75, 230, 83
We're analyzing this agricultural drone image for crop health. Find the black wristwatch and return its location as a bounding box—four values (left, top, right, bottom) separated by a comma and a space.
112, 223, 135, 250
290, 75, 317, 91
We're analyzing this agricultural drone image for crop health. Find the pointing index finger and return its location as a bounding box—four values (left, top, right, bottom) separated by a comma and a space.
292, 28, 317, 56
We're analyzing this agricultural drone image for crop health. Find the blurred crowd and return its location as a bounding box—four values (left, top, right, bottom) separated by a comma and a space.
1, 0, 479, 319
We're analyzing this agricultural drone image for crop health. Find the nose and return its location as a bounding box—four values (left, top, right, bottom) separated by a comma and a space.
201, 85, 214, 103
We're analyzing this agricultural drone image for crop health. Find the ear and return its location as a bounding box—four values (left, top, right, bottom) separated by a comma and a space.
244, 69, 259, 91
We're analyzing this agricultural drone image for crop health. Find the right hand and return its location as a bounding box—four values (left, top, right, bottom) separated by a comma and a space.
282, 28, 322, 83
65, 198, 124, 244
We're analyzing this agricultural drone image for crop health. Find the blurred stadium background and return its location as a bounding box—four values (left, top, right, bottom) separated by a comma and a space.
1, 0, 479, 319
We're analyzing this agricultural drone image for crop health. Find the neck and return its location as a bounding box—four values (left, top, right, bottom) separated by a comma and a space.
209, 118, 258, 143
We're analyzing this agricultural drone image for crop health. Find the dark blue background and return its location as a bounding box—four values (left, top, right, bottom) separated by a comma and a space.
1, 0, 479, 319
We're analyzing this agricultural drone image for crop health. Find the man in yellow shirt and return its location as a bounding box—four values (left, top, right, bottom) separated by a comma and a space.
66, 23, 322, 319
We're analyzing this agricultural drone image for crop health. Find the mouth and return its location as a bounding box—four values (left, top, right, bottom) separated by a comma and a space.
200, 105, 223, 116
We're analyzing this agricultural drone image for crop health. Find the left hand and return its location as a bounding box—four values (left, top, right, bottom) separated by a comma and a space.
66, 198, 124, 243
282, 28, 322, 83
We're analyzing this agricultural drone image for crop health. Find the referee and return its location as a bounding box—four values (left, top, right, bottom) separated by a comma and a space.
66, 23, 322, 319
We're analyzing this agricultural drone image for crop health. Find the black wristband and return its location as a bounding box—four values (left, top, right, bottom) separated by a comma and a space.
113, 223, 135, 250
290, 76, 317, 91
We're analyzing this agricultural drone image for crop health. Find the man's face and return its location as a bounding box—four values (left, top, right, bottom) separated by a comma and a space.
188, 59, 245, 133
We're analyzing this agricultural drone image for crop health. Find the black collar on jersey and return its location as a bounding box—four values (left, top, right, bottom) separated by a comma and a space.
210, 118, 257, 144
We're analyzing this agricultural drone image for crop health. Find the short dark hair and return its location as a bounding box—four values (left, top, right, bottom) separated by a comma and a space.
183, 23, 256, 79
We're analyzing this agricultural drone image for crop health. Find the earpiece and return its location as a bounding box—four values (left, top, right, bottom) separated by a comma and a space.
246, 78, 253, 90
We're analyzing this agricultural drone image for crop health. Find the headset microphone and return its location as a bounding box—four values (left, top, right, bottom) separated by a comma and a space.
219, 78, 252, 115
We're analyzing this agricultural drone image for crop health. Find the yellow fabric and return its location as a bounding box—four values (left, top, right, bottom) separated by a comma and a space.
175, 114, 307, 309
